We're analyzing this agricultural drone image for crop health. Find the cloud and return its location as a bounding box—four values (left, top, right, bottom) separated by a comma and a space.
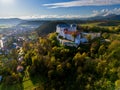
0, 14, 86, 19
43, 0, 120, 8
19, 15, 85, 19
1, 8, 120, 19
92, 8, 120, 16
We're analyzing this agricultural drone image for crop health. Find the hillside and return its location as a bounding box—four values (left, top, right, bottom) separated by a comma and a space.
103, 14, 120, 20
98, 21, 120, 26
35, 21, 66, 36
35, 20, 87, 36
0, 18, 22, 25
36, 20, 120, 37
80, 20, 120, 27
0, 19, 120, 89
18, 20, 46, 26
88, 14, 120, 20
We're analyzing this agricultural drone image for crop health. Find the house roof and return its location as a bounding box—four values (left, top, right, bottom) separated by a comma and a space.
17, 65, 24, 72
64, 30, 80, 35
71, 24, 77, 27
57, 24, 77, 28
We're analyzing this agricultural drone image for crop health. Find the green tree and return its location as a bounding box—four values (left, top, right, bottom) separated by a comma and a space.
73, 52, 87, 66
98, 45, 106, 55
86, 34, 91, 41
108, 40, 120, 52
115, 80, 120, 90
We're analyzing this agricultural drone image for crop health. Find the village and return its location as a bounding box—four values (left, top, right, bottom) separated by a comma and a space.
0, 24, 38, 82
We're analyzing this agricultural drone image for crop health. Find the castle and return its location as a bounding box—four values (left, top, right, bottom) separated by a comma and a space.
56, 24, 101, 47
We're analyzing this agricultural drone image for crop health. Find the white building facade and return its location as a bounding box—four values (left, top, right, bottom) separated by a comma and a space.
56, 24, 101, 47
56, 24, 81, 47
0, 37, 7, 49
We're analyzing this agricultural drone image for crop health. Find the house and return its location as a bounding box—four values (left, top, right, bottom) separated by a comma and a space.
17, 65, 24, 72
18, 56, 24, 62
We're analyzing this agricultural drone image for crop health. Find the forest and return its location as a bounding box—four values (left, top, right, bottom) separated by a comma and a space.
0, 21, 120, 90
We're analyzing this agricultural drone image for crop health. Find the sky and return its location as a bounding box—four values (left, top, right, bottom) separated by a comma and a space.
0, 0, 120, 19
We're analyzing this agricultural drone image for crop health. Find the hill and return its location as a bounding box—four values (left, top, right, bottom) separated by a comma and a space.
98, 20, 120, 26
35, 20, 87, 36
35, 21, 66, 36
0, 18, 22, 25
88, 14, 120, 20
18, 20, 45, 26
103, 14, 120, 20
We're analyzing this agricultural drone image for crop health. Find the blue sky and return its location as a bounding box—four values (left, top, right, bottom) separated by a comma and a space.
0, 0, 120, 19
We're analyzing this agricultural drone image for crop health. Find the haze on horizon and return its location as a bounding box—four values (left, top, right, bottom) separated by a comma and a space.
0, 0, 120, 19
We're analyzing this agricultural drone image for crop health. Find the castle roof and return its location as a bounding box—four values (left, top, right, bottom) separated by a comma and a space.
57, 24, 70, 28
57, 24, 77, 28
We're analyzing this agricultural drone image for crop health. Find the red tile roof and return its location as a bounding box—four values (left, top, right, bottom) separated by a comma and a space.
64, 29, 80, 35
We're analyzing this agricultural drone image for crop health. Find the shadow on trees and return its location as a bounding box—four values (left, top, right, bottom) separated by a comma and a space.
0, 83, 24, 90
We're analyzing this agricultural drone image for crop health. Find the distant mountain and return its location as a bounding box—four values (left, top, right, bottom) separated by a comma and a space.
88, 14, 120, 20
18, 20, 46, 26
104, 14, 120, 20
25, 14, 120, 21
0, 18, 22, 25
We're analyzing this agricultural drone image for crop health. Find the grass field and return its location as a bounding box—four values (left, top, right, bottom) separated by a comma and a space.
80, 22, 100, 27
79, 21, 120, 28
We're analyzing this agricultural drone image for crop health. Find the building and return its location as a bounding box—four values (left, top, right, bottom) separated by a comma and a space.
17, 65, 24, 72
0, 37, 7, 49
56, 24, 88, 47
82, 32, 101, 40
56, 24, 101, 47
56, 24, 82, 47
